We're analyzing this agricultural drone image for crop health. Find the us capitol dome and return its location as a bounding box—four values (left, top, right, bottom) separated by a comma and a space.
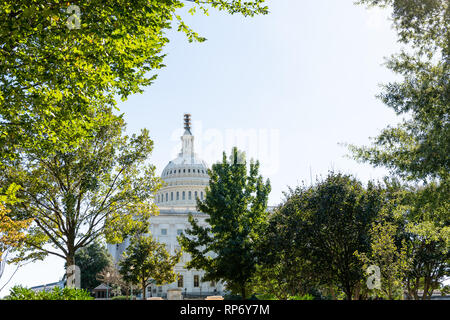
155, 114, 209, 208
108, 114, 225, 298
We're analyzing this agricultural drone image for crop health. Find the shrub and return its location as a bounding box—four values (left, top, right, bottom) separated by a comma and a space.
110, 295, 130, 300
287, 294, 314, 300
5, 286, 94, 300
254, 294, 278, 300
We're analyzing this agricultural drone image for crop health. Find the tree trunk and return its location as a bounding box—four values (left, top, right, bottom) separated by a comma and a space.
241, 285, 246, 300
142, 282, 147, 300
66, 253, 76, 288
354, 282, 361, 300
330, 286, 336, 300
344, 283, 353, 300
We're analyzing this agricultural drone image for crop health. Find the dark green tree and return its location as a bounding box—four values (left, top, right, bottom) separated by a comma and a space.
119, 235, 181, 299
259, 173, 384, 300
73, 241, 113, 292
252, 186, 318, 300
179, 147, 271, 299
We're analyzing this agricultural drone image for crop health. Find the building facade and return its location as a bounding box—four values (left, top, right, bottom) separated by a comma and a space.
108, 114, 225, 298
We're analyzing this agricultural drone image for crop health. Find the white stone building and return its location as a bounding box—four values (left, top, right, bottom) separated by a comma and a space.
108, 114, 225, 298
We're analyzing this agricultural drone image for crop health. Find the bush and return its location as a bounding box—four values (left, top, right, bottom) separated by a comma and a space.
254, 294, 278, 300
4, 286, 94, 300
223, 293, 243, 300
110, 295, 130, 300
287, 294, 314, 300
254, 293, 315, 300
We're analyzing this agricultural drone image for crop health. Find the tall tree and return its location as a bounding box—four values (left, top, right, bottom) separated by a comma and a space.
350, 0, 450, 299
179, 147, 271, 299
119, 235, 181, 299
0, 116, 161, 280
350, 0, 449, 182
0, 0, 268, 164
73, 241, 113, 292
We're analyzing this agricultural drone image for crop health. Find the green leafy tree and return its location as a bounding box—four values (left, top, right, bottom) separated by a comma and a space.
0, 184, 32, 264
73, 241, 113, 292
402, 182, 450, 299
252, 186, 319, 300
0, 116, 161, 280
119, 235, 181, 299
356, 220, 411, 300
350, 0, 449, 182
350, 0, 450, 299
179, 147, 271, 299
0, 0, 268, 165
261, 173, 385, 300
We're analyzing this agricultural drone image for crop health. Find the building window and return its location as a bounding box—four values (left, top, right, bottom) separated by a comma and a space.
158, 286, 162, 292
194, 275, 199, 287
176, 192, 179, 200
161, 194, 163, 203
178, 275, 183, 288
188, 191, 191, 200
161, 229, 167, 236
188, 169, 190, 173
194, 191, 198, 199
171, 192, 173, 201
182, 191, 185, 200
201, 192, 204, 200
183, 169, 185, 173
166, 193, 168, 202
210, 281, 215, 287
157, 195, 160, 202
177, 229, 183, 235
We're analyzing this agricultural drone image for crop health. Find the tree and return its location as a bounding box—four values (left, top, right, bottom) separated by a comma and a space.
0, 183, 32, 266
356, 221, 411, 300
1, 116, 161, 280
97, 263, 130, 297
119, 235, 181, 299
252, 186, 323, 300
350, 1, 449, 299
260, 173, 385, 300
402, 182, 450, 299
0, 0, 268, 165
350, 0, 449, 182
73, 241, 113, 292
179, 147, 271, 299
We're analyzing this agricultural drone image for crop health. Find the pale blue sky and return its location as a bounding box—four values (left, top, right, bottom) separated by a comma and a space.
1, 0, 405, 294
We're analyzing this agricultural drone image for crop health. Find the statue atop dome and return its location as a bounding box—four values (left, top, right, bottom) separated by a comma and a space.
184, 113, 192, 134
181, 113, 194, 158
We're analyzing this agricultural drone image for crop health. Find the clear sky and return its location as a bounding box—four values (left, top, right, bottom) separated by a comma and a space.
1, 0, 405, 295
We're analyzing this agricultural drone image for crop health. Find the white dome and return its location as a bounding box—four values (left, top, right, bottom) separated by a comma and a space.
156, 115, 209, 208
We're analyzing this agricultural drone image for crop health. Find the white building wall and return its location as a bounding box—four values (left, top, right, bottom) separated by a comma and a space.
108, 211, 225, 297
